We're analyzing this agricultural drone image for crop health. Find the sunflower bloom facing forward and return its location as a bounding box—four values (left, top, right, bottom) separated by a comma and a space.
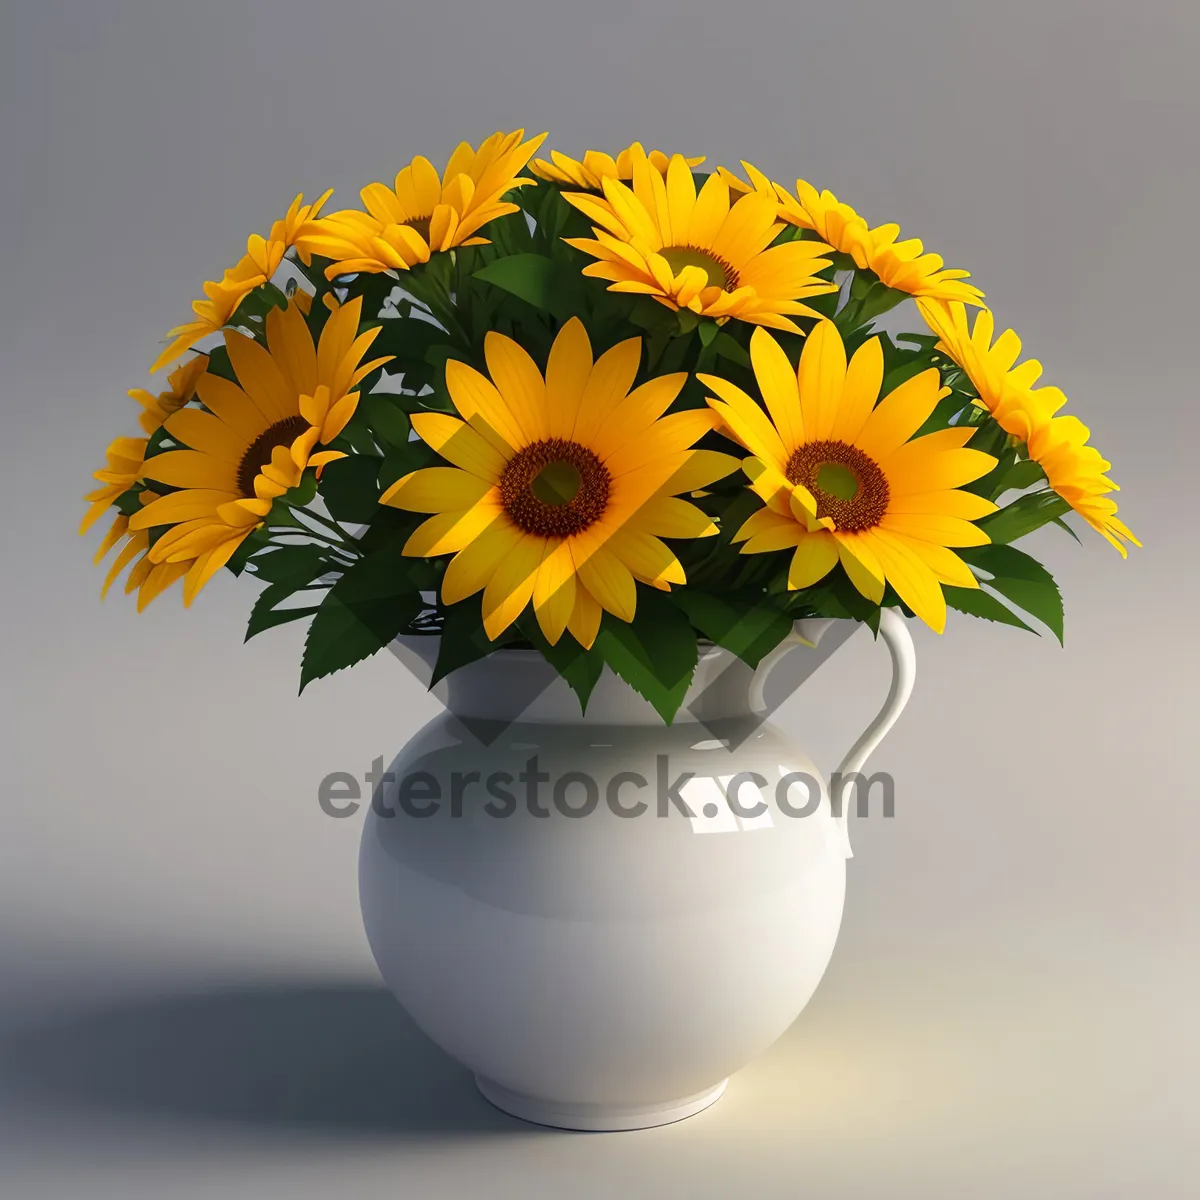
699, 322, 1000, 633
563, 150, 838, 333
532, 143, 705, 191
381, 318, 740, 647
150, 192, 333, 374
129, 296, 392, 604
295, 130, 547, 278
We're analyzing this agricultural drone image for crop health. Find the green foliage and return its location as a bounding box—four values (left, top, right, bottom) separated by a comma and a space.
978, 489, 1072, 544
592, 591, 699, 724
299, 547, 424, 692
98, 147, 1115, 715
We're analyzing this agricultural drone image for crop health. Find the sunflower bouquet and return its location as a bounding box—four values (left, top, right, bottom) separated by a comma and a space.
81, 131, 1138, 721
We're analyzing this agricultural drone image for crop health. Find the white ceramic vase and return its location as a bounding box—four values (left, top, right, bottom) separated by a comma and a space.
359, 610, 915, 1131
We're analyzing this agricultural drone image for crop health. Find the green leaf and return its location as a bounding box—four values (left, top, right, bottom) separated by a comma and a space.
317, 454, 383, 523
713, 331, 750, 368
473, 253, 577, 320
593, 591, 698, 724
224, 526, 270, 576
248, 543, 329, 584
246, 597, 322, 640
278, 469, 318, 508
518, 615, 605, 713
943, 585, 1035, 633
299, 548, 423, 692
669, 591, 792, 668
697, 319, 720, 347
361, 394, 411, 451
959, 543, 1064, 643
977, 489, 1071, 544
989, 456, 1047, 501
430, 600, 515, 685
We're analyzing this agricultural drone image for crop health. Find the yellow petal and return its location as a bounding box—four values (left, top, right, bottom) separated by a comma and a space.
829, 335, 883, 445
796, 319, 847, 442
750, 327, 805, 453
141, 450, 238, 492
787, 531, 839, 589
543, 318, 592, 439
573, 539, 637, 622
481, 533, 546, 639
441, 519, 524, 604
402, 497, 506, 557
854, 369, 944, 462
411, 412, 509, 482
484, 331, 548, 443
380, 467, 493, 513
532, 540, 577, 645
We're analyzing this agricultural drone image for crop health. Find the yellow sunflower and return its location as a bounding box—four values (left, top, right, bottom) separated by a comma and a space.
1026, 415, 1140, 556
91, 495, 194, 611
380, 317, 740, 647
531, 143, 705, 190
294, 130, 547, 279
915, 299, 1067, 441
698, 321, 1000, 633
720, 162, 984, 305
151, 191, 333, 374
562, 149, 838, 333
80, 354, 209, 535
129, 295, 391, 604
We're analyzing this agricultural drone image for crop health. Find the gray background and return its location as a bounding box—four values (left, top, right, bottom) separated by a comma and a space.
1, 1, 1196, 1196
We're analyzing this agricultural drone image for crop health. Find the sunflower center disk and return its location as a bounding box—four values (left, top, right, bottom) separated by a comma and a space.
785, 440, 889, 532
407, 215, 432, 243
237, 415, 310, 496
500, 438, 611, 537
660, 246, 738, 292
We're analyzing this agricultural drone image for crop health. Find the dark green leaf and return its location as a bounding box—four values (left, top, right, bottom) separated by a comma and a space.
697, 320, 720, 347
299, 548, 423, 692
977, 489, 1071, 544
593, 590, 698, 724
473, 253, 577, 320
318, 454, 383, 523
246, 598, 322, 640
943, 585, 1036, 633
248, 544, 329, 584
713, 332, 750, 368
430, 600, 516, 685
669, 591, 792, 668
959, 543, 1064, 643
518, 615, 605, 713
989, 456, 1047, 500
361, 394, 411, 451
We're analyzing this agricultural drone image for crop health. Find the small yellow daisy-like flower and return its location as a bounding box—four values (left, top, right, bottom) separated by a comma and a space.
129, 296, 392, 605
150, 191, 333, 374
531, 143, 705, 191
1026, 416, 1140, 557
381, 317, 740, 648
563, 148, 838, 333
699, 321, 1000, 634
720, 162, 984, 306
295, 130, 547, 279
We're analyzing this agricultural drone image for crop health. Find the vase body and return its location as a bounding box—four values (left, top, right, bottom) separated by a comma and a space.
359, 619, 908, 1131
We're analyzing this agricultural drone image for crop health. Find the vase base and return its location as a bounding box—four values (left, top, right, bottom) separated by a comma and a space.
474, 1075, 729, 1132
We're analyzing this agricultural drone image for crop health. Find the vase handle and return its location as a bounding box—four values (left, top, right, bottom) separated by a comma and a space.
827, 607, 916, 859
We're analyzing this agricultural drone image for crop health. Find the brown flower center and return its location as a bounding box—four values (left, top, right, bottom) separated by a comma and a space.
237, 415, 310, 497
660, 245, 740, 292
499, 438, 611, 537
407, 216, 432, 243
784, 439, 889, 532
